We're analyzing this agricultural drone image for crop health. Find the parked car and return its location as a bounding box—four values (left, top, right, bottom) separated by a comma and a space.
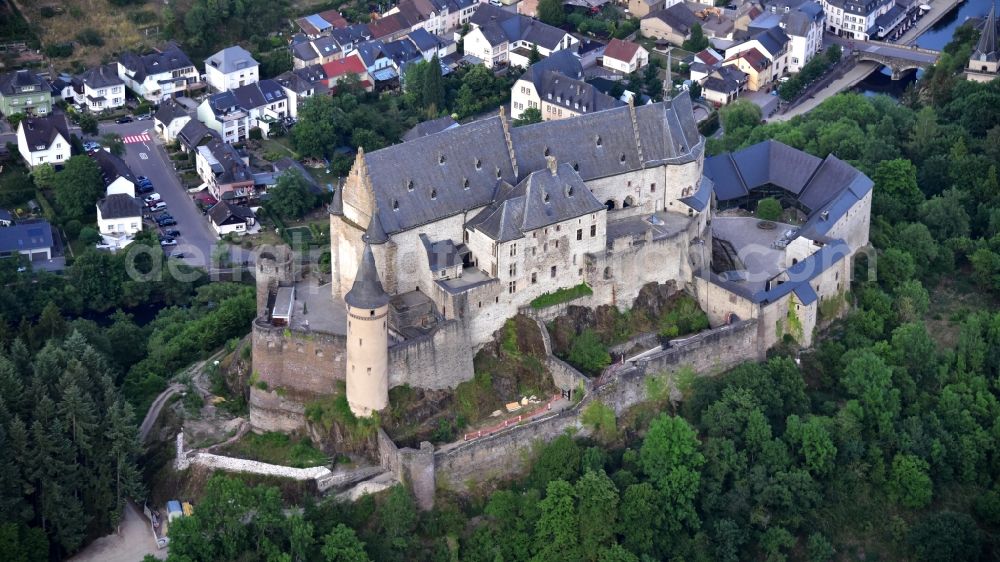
155, 212, 174, 221
163, 229, 181, 237
149, 201, 167, 212
160, 238, 177, 247
144, 193, 161, 203
83, 141, 101, 152
116, 116, 133, 124
137, 184, 155, 194
157, 218, 177, 227
136, 114, 152, 121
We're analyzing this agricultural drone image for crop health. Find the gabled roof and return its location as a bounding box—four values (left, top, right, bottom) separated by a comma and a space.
323, 54, 367, 80
178, 119, 216, 150
79, 64, 123, 90
296, 9, 349, 35
358, 95, 701, 236
98, 194, 142, 219
470, 3, 570, 50
972, 2, 998, 62
18, 115, 69, 152
784, 2, 824, 37
154, 98, 190, 125
209, 200, 256, 226
644, 4, 699, 35
749, 26, 789, 57
0, 69, 49, 96
521, 49, 583, 85
201, 140, 253, 185
603, 38, 642, 63
725, 47, 770, 70
0, 221, 53, 253
369, 12, 410, 40
403, 116, 459, 142
276, 65, 328, 94
345, 243, 390, 308
331, 24, 374, 46
92, 150, 136, 187
695, 48, 723, 66
532, 69, 624, 114
407, 28, 440, 52
205, 46, 259, 74
119, 42, 194, 82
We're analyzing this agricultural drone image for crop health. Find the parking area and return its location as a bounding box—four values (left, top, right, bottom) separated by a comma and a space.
112, 123, 220, 267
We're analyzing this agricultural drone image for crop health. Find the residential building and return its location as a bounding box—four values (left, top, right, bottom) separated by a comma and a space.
92, 149, 137, 197
291, 35, 346, 69
205, 46, 260, 92
369, 13, 413, 42
464, 4, 579, 68
628, 0, 667, 18
702, 65, 748, 104
97, 194, 143, 236
117, 42, 200, 102
724, 26, 791, 78
69, 64, 126, 112
209, 201, 257, 235
641, 4, 700, 44
510, 51, 623, 121
177, 119, 216, 154
382, 0, 480, 36
0, 70, 51, 117
602, 39, 649, 73
722, 47, 772, 91
296, 9, 349, 37
820, 0, 893, 39
967, 4, 999, 83
16, 115, 70, 168
196, 140, 255, 202
275, 65, 329, 118
197, 79, 289, 142
154, 99, 192, 143
0, 221, 54, 262
322, 54, 374, 92
753, 1, 825, 72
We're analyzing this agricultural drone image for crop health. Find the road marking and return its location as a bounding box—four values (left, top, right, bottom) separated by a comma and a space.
123, 133, 150, 144
139, 152, 148, 160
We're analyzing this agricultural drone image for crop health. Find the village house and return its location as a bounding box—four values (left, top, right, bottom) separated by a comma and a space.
275, 65, 330, 118
92, 149, 137, 197
0, 70, 51, 117
0, 221, 55, 263
196, 140, 255, 202
197, 79, 289, 142
602, 39, 649, 73
208, 201, 257, 236
204, 46, 260, 93
702, 65, 748, 105
153, 99, 193, 143
641, 4, 700, 45
322, 54, 374, 93
117, 42, 200, 102
510, 51, 622, 121
722, 47, 772, 91
751, 1, 825, 73
16, 114, 70, 168
463, 4, 579, 68
96, 194, 143, 238
295, 9, 350, 38
68, 64, 126, 112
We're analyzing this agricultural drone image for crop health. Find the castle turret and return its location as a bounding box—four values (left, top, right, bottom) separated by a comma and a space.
345, 242, 390, 417
255, 246, 293, 319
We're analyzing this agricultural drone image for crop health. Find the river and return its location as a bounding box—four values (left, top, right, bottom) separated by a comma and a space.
853, 0, 993, 97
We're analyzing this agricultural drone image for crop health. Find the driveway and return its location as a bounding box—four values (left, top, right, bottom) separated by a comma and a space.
68, 501, 166, 562
99, 122, 220, 268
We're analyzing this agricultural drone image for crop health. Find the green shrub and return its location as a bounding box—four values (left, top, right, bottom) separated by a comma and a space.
64, 219, 82, 240
756, 197, 783, 221
567, 329, 611, 375
76, 28, 104, 47
44, 43, 74, 58
658, 295, 710, 338
530, 283, 593, 309
79, 227, 101, 245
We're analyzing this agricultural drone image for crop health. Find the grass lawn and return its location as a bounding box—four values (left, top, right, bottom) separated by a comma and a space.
260, 138, 297, 160
221, 432, 328, 469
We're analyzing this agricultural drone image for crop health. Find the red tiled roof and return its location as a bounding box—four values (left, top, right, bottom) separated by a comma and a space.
603, 38, 641, 63
317, 9, 348, 29
322, 54, 368, 80
696, 48, 720, 65
724, 47, 769, 70
368, 13, 408, 39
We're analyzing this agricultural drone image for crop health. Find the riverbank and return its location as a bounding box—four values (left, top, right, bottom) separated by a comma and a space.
898, 0, 964, 45
769, 61, 878, 122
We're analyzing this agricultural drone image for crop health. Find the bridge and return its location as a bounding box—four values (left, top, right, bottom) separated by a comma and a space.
848, 39, 941, 79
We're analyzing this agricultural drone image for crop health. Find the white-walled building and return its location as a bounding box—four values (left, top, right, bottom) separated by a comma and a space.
602, 39, 649, 74
118, 42, 200, 102
205, 46, 260, 92
97, 194, 143, 237
463, 4, 579, 68
751, 2, 825, 73
153, 99, 192, 143
510, 51, 623, 121
69, 64, 126, 112
820, 0, 892, 39
197, 79, 289, 142
16, 115, 70, 168
275, 65, 328, 119
209, 201, 257, 236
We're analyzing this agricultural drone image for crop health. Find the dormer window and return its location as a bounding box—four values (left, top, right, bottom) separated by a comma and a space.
439, 154, 446, 164
543, 192, 550, 203
463, 178, 470, 189
573, 162, 579, 171
496, 167, 501, 179
596, 135, 602, 147
475, 158, 482, 170
430, 188, 437, 199
392, 199, 399, 210
567, 186, 574, 196
544, 146, 550, 156
620, 153, 626, 163
407, 179, 414, 191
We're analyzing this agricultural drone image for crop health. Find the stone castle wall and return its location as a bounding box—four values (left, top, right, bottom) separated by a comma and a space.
387, 320, 475, 390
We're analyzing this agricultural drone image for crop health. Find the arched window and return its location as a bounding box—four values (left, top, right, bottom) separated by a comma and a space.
605, 199, 616, 211
604, 266, 612, 279
623, 196, 635, 208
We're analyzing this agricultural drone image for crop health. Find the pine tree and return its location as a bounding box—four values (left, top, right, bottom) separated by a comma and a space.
421, 56, 445, 115
104, 399, 144, 529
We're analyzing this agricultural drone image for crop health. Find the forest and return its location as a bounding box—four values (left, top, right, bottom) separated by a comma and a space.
150, 32, 1000, 562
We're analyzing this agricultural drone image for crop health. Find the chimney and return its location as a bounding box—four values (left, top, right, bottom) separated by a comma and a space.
546, 155, 557, 175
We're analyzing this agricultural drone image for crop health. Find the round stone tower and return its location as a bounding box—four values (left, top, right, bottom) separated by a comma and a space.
345, 241, 390, 417
255, 245, 294, 319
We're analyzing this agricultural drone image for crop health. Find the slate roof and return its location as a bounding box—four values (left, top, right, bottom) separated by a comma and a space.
750, 25, 789, 57
521, 49, 584, 83
119, 42, 194, 82
752, 239, 851, 304
92, 150, 136, 187
202, 140, 254, 185
784, 2, 824, 37
331, 24, 374, 47
704, 140, 873, 237
19, 115, 69, 151
0, 221, 53, 254
644, 4, 699, 35
0, 70, 49, 97
79, 64, 123, 90
470, 3, 570, 50
972, 2, 998, 62
345, 243, 391, 308
205, 46, 259, 74
231, 79, 287, 110
533, 70, 624, 114
154, 98, 190, 124
420, 234, 470, 271
402, 116, 459, 141
407, 28, 439, 52
209, 200, 255, 226
358, 94, 701, 236
469, 161, 605, 241
178, 119, 216, 150
276, 65, 328, 94
680, 176, 713, 211
98, 194, 142, 219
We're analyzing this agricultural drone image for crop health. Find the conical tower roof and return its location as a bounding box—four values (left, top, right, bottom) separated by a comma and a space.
365, 208, 388, 244
345, 243, 390, 309
973, 2, 998, 62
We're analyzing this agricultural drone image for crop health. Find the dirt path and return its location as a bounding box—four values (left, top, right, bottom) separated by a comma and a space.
139, 384, 184, 443
68, 502, 165, 562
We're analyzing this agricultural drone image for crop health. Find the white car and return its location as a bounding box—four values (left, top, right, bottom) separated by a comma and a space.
144, 193, 161, 204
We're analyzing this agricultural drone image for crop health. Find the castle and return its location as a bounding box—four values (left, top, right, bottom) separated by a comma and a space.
250, 93, 872, 433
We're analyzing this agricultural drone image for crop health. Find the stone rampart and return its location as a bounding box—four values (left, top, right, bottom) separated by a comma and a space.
635, 318, 761, 374
388, 320, 475, 390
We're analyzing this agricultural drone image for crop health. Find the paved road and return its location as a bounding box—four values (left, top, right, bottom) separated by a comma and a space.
770, 61, 879, 122
99, 122, 221, 268
828, 36, 939, 64
67, 501, 165, 562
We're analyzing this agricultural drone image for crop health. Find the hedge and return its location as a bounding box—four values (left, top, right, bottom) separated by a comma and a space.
530, 283, 593, 309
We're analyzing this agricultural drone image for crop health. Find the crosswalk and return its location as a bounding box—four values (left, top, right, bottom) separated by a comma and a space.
123, 133, 150, 144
